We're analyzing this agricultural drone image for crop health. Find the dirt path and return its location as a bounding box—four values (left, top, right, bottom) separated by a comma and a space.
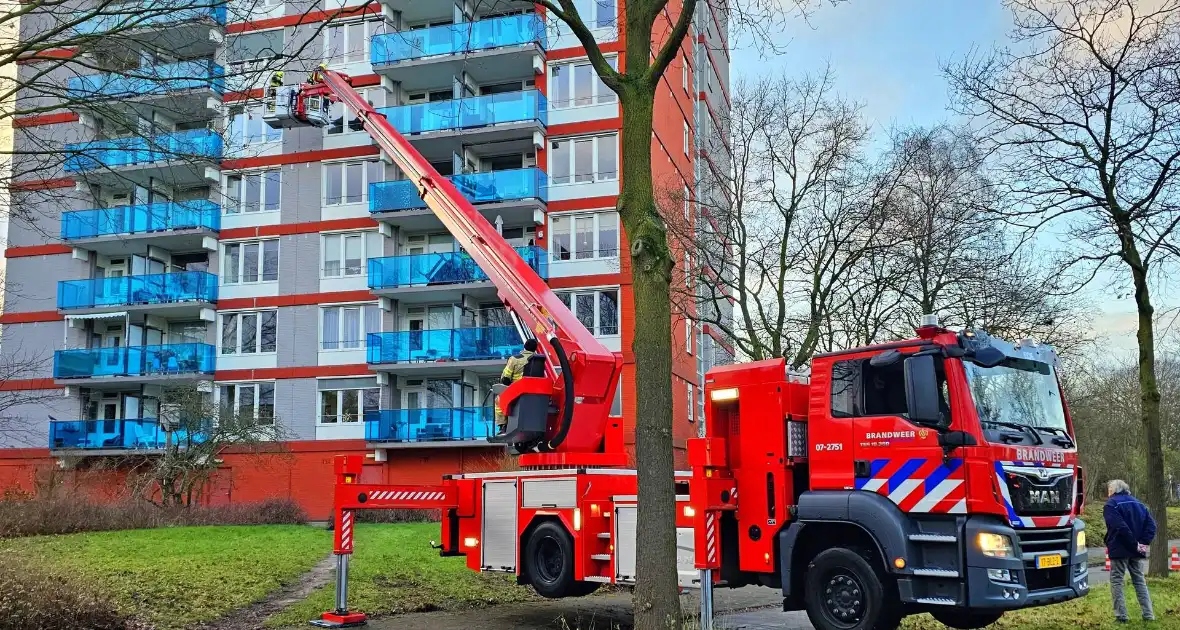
192, 554, 336, 630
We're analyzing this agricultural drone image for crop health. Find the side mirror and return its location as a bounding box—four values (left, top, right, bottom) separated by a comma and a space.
869, 349, 903, 368
903, 354, 946, 429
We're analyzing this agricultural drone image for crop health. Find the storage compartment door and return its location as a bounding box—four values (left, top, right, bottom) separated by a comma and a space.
481, 480, 518, 572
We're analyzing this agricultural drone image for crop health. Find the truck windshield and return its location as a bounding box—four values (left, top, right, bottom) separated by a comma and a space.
962, 357, 1068, 431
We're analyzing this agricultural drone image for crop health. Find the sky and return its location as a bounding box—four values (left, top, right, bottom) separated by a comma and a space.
728, 0, 1166, 354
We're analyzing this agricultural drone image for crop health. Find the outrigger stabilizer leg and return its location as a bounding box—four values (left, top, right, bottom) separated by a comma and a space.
310, 553, 366, 627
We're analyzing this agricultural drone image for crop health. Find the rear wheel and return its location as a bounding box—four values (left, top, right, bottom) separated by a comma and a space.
524, 521, 576, 598
804, 548, 901, 630
930, 610, 1003, 629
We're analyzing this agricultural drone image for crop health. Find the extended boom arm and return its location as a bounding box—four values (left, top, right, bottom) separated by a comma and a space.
271, 69, 623, 462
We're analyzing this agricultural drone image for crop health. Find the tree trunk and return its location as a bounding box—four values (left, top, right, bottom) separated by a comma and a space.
619, 84, 680, 630
1130, 262, 1169, 577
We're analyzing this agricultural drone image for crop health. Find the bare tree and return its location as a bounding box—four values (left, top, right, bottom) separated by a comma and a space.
126, 382, 284, 507
0, 339, 57, 447
946, 0, 1180, 575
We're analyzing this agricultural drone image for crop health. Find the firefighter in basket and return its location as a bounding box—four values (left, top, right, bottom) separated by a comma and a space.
494, 338, 538, 434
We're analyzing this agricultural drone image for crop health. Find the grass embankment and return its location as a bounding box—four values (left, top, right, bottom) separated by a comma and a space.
269, 523, 536, 626
903, 575, 1180, 629
1081, 505, 1180, 546
0, 525, 329, 629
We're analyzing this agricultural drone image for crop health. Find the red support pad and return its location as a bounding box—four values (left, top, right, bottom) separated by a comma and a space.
311, 611, 367, 627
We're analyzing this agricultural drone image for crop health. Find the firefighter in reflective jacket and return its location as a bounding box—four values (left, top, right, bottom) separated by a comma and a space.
495, 339, 538, 434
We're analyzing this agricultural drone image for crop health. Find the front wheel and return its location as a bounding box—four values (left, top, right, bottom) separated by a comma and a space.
523, 521, 576, 598
930, 610, 1003, 629
804, 548, 901, 630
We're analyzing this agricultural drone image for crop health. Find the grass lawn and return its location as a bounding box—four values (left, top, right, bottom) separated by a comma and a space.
0, 524, 330, 629
902, 575, 1180, 629
269, 523, 537, 626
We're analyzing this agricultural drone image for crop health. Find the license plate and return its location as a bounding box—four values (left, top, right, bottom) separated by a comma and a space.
1037, 554, 1063, 569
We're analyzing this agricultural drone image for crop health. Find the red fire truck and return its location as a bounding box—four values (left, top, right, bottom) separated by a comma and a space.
268, 69, 1089, 630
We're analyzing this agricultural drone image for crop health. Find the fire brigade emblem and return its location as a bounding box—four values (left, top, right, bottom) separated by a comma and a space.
919, 429, 930, 439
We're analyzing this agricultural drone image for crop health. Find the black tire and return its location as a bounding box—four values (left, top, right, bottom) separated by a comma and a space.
804, 548, 900, 630
524, 521, 576, 598
930, 610, 1003, 629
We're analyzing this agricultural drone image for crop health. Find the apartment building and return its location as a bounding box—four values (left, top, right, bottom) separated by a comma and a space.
0, 0, 732, 515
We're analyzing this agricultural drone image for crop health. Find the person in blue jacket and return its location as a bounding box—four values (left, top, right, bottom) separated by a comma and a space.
1104, 479, 1157, 622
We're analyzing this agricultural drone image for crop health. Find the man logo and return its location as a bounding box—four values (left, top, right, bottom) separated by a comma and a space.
1028, 489, 1061, 505
1036, 468, 1051, 481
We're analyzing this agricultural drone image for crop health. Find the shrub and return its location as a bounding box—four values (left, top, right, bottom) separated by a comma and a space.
0, 496, 306, 538
354, 508, 440, 523
0, 553, 141, 630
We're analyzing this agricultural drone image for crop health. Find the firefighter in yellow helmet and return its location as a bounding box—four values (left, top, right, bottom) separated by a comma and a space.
268, 70, 284, 88
495, 338, 538, 434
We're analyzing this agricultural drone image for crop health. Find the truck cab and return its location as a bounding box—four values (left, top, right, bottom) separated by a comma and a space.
691, 320, 1088, 630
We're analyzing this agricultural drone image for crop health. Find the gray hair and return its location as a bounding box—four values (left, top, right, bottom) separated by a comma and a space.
1108, 479, 1131, 496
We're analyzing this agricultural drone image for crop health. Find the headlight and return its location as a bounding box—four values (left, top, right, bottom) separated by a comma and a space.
978, 532, 1014, 558
1077, 530, 1086, 551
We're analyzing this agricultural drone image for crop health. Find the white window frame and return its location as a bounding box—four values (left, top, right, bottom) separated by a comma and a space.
548, 134, 618, 185
221, 238, 280, 284
683, 184, 690, 221
321, 230, 383, 278
549, 210, 619, 261
548, 56, 618, 109
223, 169, 281, 215
218, 381, 276, 426
686, 317, 692, 354
322, 158, 384, 206
687, 381, 695, 423
323, 18, 382, 67
682, 54, 688, 92
226, 28, 284, 77
555, 287, 620, 337
228, 104, 282, 147
325, 87, 385, 136
318, 386, 381, 424
319, 302, 382, 351
684, 121, 690, 156
219, 309, 278, 355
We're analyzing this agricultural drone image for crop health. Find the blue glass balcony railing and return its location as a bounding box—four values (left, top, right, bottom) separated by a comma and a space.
73, 1, 227, 35
376, 90, 546, 136
64, 128, 223, 173
48, 418, 206, 450
54, 343, 216, 379
67, 60, 225, 100
370, 167, 547, 213
368, 246, 547, 290
364, 407, 495, 443
371, 13, 546, 65
58, 271, 217, 310
366, 326, 522, 364
61, 200, 221, 240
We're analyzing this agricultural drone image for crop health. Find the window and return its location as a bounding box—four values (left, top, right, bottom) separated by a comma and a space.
218, 382, 275, 425
683, 185, 691, 221
321, 303, 381, 350
549, 57, 618, 109
556, 288, 619, 336
327, 88, 385, 135
549, 134, 617, 184
224, 170, 280, 214
682, 54, 688, 92
228, 105, 281, 146
684, 121, 690, 156
829, 358, 913, 418
319, 387, 380, 424
549, 211, 618, 261
686, 318, 692, 353
222, 239, 279, 283
687, 382, 695, 423
324, 19, 381, 66
220, 310, 277, 354
684, 252, 692, 288
573, 0, 616, 28
610, 380, 622, 417
227, 29, 284, 75
324, 159, 384, 205
322, 231, 383, 277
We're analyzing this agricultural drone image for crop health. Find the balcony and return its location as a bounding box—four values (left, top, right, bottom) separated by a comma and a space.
366, 326, 521, 372
73, 1, 225, 57
61, 200, 220, 254
364, 407, 494, 445
371, 14, 545, 90
58, 271, 217, 316
369, 168, 546, 230
67, 61, 224, 120
48, 418, 204, 452
54, 343, 216, 383
368, 246, 546, 303
64, 129, 222, 189
377, 91, 546, 154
